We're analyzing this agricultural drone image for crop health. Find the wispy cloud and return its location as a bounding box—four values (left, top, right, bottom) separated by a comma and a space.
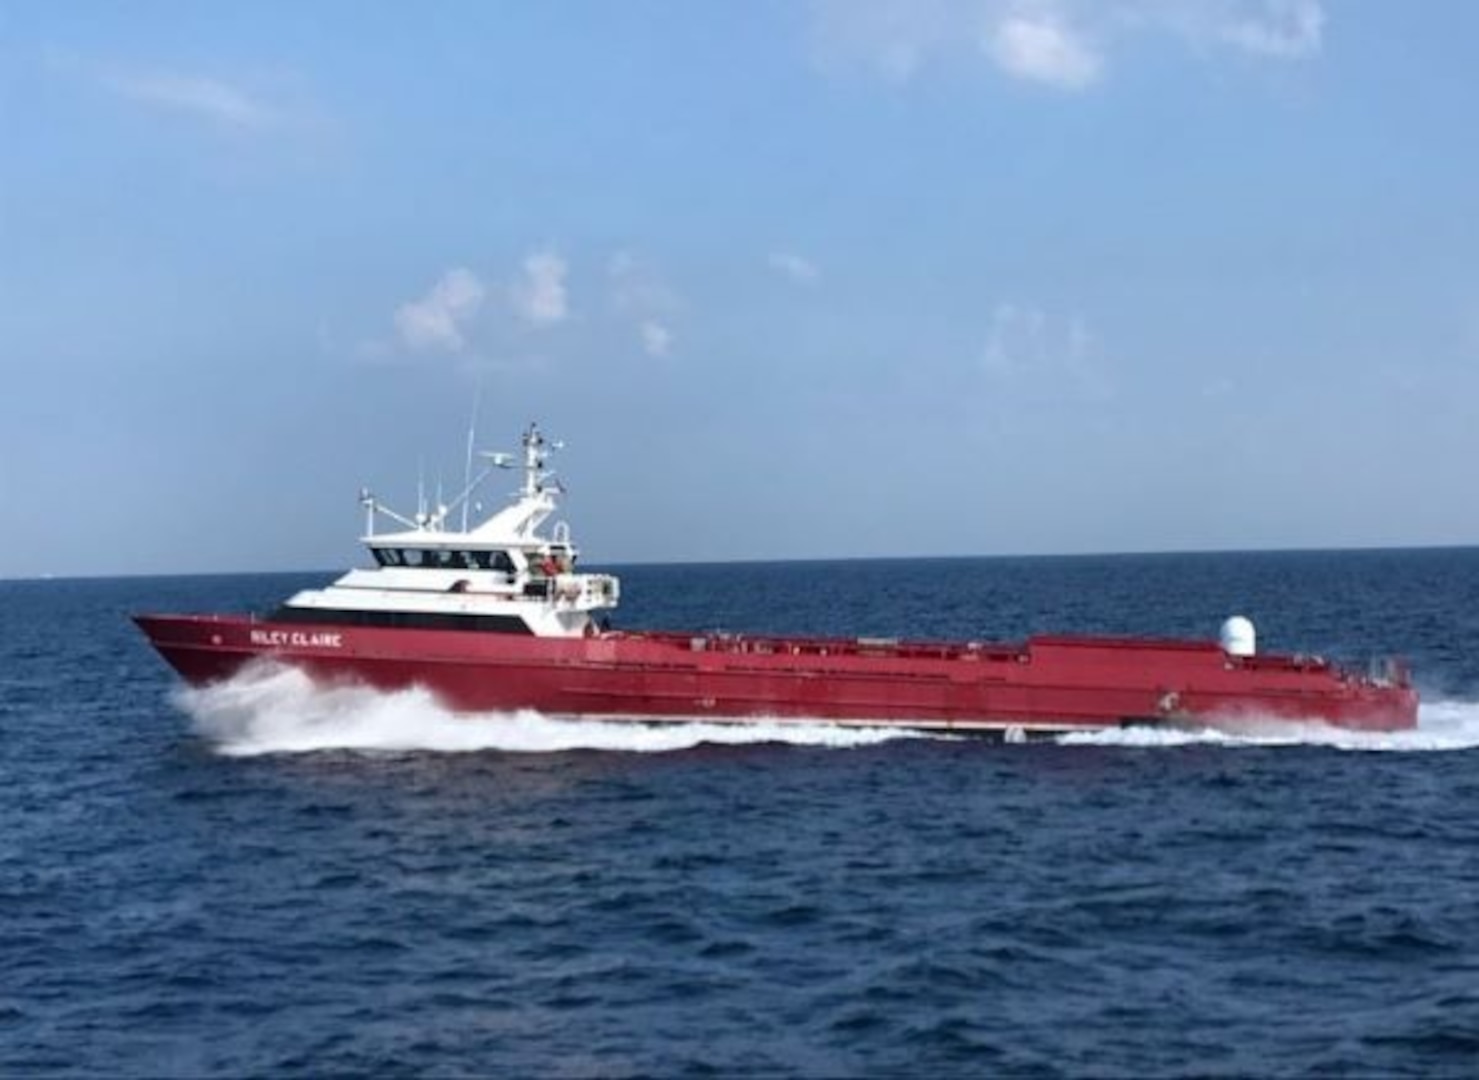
608, 251, 678, 314
982, 302, 1048, 377
810, 0, 1327, 91
609, 252, 682, 357
103, 68, 279, 129
394, 268, 486, 353
44, 50, 319, 133
1216, 0, 1324, 59
982, 302, 1107, 398
640, 320, 674, 358
511, 250, 569, 326
768, 250, 822, 285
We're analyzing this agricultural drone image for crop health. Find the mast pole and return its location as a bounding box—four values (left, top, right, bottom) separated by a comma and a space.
417, 458, 426, 526
523, 423, 541, 498
461, 380, 482, 532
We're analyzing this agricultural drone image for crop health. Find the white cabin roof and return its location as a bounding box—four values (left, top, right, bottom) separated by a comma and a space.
363, 528, 571, 551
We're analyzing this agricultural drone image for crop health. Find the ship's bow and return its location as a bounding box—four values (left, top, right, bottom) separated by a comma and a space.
133, 614, 256, 686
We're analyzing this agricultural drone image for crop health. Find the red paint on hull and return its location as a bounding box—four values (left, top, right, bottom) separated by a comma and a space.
134, 614, 1418, 734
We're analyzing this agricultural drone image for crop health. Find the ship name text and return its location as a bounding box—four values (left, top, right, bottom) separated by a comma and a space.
250, 629, 344, 649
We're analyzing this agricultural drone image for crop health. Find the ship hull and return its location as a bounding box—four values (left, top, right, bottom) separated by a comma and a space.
134, 614, 1418, 734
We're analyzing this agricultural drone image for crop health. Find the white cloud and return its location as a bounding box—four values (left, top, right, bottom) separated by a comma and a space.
394, 268, 486, 353
769, 251, 822, 284
985, 5, 1102, 89
387, 252, 569, 360
104, 70, 277, 129
387, 249, 678, 362
809, 0, 1327, 90
640, 320, 673, 358
511, 250, 569, 326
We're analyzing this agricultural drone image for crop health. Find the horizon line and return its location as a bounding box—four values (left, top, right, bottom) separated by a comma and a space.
4, 540, 1476, 584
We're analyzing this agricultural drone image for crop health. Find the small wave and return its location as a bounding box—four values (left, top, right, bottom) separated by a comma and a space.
175, 662, 927, 757
1054, 699, 1479, 753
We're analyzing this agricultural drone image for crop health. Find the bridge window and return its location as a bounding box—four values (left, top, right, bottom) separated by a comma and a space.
373, 548, 518, 572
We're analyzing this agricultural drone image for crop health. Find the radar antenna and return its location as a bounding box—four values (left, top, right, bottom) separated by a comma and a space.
519, 422, 564, 497
358, 422, 567, 540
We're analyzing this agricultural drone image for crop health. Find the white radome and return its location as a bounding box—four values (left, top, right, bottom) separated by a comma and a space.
1220, 615, 1256, 657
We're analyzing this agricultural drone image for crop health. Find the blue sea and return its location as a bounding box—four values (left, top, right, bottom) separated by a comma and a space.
4, 549, 1479, 1076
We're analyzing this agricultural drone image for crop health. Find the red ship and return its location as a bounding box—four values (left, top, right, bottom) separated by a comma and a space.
136, 424, 1418, 736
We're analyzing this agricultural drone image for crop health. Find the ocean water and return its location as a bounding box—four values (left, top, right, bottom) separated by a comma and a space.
3, 549, 1479, 1076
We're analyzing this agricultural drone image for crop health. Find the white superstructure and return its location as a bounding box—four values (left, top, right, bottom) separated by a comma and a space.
277, 424, 620, 637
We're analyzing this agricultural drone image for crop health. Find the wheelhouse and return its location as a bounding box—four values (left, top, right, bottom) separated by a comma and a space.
274, 424, 619, 638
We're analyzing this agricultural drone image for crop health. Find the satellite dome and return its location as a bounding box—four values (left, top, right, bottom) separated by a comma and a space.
1220, 615, 1256, 658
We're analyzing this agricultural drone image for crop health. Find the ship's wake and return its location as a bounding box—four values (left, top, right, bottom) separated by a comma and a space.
177, 662, 928, 758
1055, 699, 1479, 752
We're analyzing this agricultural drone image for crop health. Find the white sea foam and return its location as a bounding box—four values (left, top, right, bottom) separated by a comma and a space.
1054, 699, 1479, 753
177, 662, 927, 757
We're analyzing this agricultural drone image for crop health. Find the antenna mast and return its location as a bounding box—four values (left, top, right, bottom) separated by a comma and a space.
520, 422, 564, 497
461, 380, 483, 532
416, 458, 426, 527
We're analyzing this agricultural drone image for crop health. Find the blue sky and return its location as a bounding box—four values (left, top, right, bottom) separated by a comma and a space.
2, 0, 1477, 577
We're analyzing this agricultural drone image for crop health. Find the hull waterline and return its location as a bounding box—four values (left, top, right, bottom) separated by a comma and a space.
134, 614, 1419, 735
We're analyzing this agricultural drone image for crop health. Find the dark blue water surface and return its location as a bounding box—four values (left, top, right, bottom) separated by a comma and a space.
3, 549, 1479, 1076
